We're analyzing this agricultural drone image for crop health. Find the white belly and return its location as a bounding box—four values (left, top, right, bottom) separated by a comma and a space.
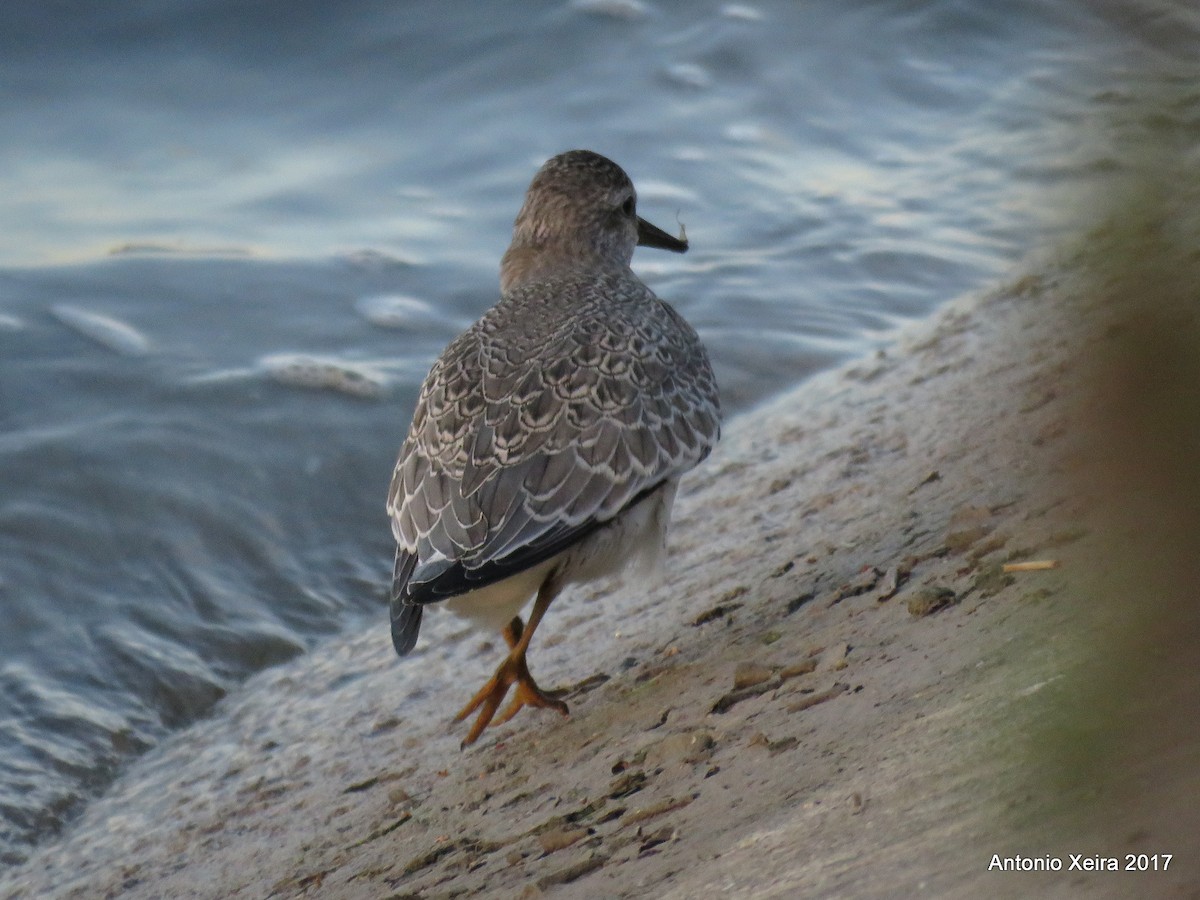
444, 480, 678, 633
444, 558, 558, 634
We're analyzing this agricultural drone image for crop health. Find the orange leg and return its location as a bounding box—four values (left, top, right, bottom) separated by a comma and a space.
454, 580, 569, 746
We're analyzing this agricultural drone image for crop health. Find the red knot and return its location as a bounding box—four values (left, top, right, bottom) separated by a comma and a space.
387, 150, 720, 746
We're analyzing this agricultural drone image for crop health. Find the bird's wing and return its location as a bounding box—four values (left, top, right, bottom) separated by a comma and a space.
388, 280, 719, 651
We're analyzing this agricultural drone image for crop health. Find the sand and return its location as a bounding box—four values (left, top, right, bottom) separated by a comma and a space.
3, 240, 1198, 899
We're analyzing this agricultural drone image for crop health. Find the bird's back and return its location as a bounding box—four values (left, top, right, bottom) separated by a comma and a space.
387, 268, 719, 651
387, 149, 720, 661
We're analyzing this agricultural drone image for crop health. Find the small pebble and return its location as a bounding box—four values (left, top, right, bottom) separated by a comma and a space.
972, 564, 1015, 598
733, 661, 774, 689
538, 827, 588, 854
638, 825, 677, 853
387, 787, 411, 806
767, 736, 799, 756
644, 731, 714, 768
785, 682, 848, 714
944, 526, 991, 553
906, 586, 958, 617
875, 565, 900, 601
536, 853, 609, 889
819, 643, 849, 671
625, 796, 692, 824
779, 658, 817, 680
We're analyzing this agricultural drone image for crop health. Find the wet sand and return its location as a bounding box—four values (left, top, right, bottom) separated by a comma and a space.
3, 244, 1198, 899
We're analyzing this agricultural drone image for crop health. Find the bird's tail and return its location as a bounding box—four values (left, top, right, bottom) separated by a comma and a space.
390, 550, 423, 656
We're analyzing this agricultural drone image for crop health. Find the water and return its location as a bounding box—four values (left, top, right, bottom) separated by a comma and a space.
1, 0, 1197, 867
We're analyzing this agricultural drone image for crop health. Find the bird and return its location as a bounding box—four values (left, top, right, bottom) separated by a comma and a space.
386, 149, 720, 746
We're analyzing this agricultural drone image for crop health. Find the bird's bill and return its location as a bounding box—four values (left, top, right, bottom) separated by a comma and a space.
636, 216, 689, 253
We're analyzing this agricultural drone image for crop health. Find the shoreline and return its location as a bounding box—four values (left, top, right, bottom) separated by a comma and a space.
3, 245, 1198, 899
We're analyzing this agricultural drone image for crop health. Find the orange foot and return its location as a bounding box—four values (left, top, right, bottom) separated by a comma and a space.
454, 650, 569, 747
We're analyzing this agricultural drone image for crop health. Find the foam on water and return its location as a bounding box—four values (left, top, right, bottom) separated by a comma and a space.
260, 354, 389, 399
354, 294, 446, 331
49, 305, 152, 356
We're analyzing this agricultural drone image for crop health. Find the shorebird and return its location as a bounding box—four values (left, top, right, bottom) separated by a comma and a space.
387, 150, 720, 746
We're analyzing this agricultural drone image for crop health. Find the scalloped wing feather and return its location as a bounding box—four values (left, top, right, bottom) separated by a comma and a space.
388, 272, 719, 617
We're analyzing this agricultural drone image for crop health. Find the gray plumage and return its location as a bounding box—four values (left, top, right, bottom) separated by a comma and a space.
387, 150, 720, 659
